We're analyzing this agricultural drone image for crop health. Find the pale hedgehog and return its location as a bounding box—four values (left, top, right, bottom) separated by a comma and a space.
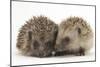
16, 16, 58, 57
54, 17, 93, 56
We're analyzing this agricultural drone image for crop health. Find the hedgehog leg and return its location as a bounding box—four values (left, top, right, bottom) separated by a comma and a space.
76, 47, 85, 56
79, 47, 85, 56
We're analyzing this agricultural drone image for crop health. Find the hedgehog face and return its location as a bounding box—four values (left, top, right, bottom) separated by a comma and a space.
31, 40, 54, 57
55, 26, 80, 52
27, 31, 57, 57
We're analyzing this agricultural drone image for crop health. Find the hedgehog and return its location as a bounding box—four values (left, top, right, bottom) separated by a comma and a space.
54, 17, 93, 56
16, 16, 58, 57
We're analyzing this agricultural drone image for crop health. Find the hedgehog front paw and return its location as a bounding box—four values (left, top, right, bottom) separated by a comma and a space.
75, 47, 85, 56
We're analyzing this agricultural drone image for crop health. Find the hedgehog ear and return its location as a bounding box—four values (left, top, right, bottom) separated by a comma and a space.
28, 30, 32, 41
77, 28, 81, 34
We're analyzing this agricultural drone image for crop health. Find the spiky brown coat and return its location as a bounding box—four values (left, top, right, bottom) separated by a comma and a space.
16, 16, 58, 57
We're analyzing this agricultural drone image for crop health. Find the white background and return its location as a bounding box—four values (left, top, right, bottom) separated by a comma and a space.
0, 0, 99, 67
12, 0, 95, 66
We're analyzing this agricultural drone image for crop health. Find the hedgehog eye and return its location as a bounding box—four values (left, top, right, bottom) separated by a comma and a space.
62, 37, 70, 45
33, 40, 39, 49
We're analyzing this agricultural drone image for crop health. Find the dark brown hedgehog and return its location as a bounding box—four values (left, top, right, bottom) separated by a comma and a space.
16, 16, 58, 57
54, 17, 93, 56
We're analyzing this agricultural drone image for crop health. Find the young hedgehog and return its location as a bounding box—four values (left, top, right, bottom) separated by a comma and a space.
54, 17, 93, 56
16, 16, 58, 57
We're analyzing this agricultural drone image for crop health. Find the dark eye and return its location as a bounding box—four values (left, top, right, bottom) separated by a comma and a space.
33, 40, 39, 49
62, 37, 70, 45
